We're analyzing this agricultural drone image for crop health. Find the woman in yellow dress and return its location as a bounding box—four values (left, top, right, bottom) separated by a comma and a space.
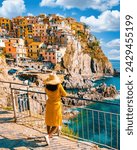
44, 73, 67, 145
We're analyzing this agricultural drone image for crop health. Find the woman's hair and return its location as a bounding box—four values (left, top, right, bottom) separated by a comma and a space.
46, 84, 59, 91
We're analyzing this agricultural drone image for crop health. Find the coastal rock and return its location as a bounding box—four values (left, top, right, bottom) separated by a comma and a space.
62, 31, 113, 87
82, 83, 118, 101
91, 58, 113, 76
63, 38, 92, 78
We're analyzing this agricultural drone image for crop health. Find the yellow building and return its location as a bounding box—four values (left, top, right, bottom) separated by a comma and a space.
17, 24, 33, 45
12, 17, 33, 45
24, 24, 33, 45
0, 17, 11, 31
28, 42, 44, 60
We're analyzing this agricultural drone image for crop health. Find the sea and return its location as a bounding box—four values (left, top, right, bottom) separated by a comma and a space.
68, 59, 120, 149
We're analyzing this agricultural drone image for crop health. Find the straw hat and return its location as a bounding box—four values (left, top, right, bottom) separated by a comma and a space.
44, 73, 63, 85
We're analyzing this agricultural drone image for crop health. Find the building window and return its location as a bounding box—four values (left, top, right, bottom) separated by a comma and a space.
9, 44, 10, 46
37, 46, 39, 48
9, 48, 11, 51
53, 57, 55, 59
16, 40, 18, 43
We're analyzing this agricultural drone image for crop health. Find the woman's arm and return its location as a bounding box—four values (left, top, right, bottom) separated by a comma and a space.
60, 84, 67, 97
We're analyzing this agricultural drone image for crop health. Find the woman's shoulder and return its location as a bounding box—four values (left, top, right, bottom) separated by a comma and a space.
58, 83, 63, 88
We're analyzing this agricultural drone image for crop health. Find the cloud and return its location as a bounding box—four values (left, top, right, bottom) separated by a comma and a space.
0, 0, 26, 18
106, 39, 120, 47
56, 13, 65, 18
27, 13, 34, 16
40, 0, 119, 11
108, 49, 120, 60
40, 0, 57, 7
80, 10, 120, 32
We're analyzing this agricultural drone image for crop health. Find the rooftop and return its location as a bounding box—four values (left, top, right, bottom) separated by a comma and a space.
29, 42, 43, 46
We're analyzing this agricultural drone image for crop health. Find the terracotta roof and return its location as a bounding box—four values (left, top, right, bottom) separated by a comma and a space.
29, 42, 43, 46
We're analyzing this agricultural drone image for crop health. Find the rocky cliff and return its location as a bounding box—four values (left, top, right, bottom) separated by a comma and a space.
62, 31, 113, 87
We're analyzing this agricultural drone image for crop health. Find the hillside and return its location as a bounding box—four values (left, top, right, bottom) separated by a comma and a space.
62, 28, 113, 83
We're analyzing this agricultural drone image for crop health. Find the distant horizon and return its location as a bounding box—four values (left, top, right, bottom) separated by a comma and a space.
109, 59, 120, 61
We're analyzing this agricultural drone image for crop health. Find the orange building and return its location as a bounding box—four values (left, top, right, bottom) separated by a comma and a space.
5, 38, 26, 61
5, 39, 16, 59
12, 16, 23, 25
0, 17, 11, 31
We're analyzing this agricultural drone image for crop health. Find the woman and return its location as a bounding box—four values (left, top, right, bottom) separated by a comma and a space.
44, 73, 67, 145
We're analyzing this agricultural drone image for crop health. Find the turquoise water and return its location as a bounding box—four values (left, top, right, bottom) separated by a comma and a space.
94, 59, 120, 91
69, 60, 120, 149
110, 59, 120, 72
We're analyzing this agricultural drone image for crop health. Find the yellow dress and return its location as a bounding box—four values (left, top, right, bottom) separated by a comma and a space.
45, 84, 67, 126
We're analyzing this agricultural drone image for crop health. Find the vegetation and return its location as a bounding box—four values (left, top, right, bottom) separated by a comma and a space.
61, 124, 78, 138
3, 106, 13, 111
76, 31, 87, 40
5, 53, 13, 59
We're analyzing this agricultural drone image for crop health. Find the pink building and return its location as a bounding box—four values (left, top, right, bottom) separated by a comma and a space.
40, 48, 56, 64
33, 24, 47, 37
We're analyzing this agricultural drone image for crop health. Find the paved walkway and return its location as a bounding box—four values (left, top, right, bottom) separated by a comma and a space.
0, 109, 107, 150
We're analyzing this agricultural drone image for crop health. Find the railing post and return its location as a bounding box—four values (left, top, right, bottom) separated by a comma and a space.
27, 86, 31, 117
10, 85, 17, 122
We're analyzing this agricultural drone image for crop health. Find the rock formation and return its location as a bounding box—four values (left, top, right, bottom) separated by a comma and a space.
62, 31, 113, 88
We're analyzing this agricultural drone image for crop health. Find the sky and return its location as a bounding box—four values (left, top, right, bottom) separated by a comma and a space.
0, 0, 120, 60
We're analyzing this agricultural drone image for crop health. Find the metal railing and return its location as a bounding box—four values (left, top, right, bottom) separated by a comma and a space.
62, 103, 120, 150
0, 80, 120, 150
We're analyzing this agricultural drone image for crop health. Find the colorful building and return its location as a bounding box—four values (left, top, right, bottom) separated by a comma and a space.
33, 23, 47, 37
43, 48, 56, 64
0, 38, 7, 54
0, 27, 8, 37
5, 38, 26, 63
12, 17, 34, 45
0, 17, 11, 31
24, 16, 38, 24
28, 42, 46, 60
